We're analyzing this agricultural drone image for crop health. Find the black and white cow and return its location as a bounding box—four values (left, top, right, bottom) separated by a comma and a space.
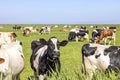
82, 43, 120, 80
68, 28, 89, 42
13, 25, 22, 30
39, 26, 51, 34
30, 37, 68, 80
91, 29, 103, 43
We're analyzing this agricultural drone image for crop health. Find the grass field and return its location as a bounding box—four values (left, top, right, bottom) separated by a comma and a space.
0, 24, 120, 80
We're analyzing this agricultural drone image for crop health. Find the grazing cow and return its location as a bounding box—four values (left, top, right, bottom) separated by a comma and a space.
68, 28, 89, 42
80, 26, 86, 30
39, 26, 51, 34
91, 29, 103, 43
23, 27, 39, 36
82, 43, 120, 80
13, 25, 22, 30
0, 40, 25, 80
96, 29, 116, 45
30, 37, 68, 80
0, 32, 17, 46
23, 28, 31, 36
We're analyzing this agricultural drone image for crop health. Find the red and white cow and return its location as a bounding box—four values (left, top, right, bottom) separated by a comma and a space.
96, 29, 116, 45
0, 40, 25, 80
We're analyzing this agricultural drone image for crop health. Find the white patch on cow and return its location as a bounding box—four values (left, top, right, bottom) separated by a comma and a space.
96, 51, 110, 70
0, 40, 25, 79
70, 28, 79, 33
51, 38, 59, 52
33, 45, 48, 71
93, 30, 98, 33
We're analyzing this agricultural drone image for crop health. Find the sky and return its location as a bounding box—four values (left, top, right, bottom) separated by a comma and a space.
0, 0, 120, 24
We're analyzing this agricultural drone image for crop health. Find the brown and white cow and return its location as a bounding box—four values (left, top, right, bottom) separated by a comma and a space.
82, 43, 120, 80
96, 29, 116, 45
0, 40, 25, 80
23, 27, 39, 36
0, 32, 17, 46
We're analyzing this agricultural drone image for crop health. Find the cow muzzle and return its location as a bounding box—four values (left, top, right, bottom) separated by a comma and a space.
53, 51, 60, 58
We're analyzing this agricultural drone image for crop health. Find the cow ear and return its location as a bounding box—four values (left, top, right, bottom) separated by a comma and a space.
39, 38, 47, 45
60, 40, 68, 46
12, 32, 17, 38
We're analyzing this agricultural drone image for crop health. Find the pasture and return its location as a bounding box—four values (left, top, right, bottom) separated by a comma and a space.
0, 24, 120, 80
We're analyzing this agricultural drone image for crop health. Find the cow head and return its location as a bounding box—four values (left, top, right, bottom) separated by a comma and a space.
82, 44, 97, 57
47, 37, 68, 60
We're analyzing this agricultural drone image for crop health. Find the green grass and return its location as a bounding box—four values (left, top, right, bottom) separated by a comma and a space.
0, 24, 120, 80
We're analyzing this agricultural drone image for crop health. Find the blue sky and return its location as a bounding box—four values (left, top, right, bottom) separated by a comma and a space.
0, 0, 120, 24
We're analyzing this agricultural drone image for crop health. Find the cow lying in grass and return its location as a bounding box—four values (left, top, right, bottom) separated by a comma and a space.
30, 37, 68, 80
0, 40, 25, 80
82, 43, 120, 80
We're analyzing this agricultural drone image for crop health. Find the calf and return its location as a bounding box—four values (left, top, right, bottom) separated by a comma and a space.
30, 37, 68, 80
82, 43, 120, 80
0, 40, 25, 80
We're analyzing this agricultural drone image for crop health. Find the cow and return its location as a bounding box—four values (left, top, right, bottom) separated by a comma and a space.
0, 32, 17, 46
23, 27, 39, 36
0, 40, 25, 80
13, 25, 22, 30
96, 29, 116, 45
30, 37, 68, 80
82, 43, 120, 80
68, 28, 89, 42
39, 26, 51, 34
91, 29, 103, 43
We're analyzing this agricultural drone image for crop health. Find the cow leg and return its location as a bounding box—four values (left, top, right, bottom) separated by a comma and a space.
75, 36, 78, 42
104, 38, 107, 45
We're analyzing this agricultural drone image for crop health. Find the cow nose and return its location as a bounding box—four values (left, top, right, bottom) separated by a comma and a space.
54, 51, 60, 57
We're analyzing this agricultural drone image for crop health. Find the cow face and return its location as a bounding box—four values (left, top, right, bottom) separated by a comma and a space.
82, 44, 97, 57
47, 37, 68, 59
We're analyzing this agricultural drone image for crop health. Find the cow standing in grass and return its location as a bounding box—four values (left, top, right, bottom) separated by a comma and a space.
68, 28, 89, 42
0, 40, 25, 80
82, 43, 120, 80
30, 37, 68, 80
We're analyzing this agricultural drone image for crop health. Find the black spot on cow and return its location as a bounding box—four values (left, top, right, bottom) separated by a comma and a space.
95, 54, 101, 59
104, 46, 120, 73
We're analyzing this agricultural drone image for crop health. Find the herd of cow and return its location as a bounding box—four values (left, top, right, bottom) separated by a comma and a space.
0, 25, 119, 80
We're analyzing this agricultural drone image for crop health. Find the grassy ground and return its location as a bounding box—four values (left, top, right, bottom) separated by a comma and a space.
0, 24, 120, 80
